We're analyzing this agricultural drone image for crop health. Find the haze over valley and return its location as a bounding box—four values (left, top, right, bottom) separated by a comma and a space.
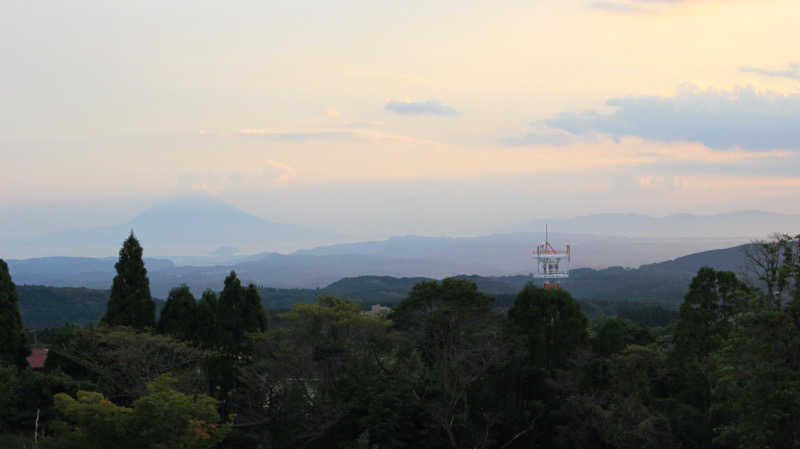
4, 194, 786, 296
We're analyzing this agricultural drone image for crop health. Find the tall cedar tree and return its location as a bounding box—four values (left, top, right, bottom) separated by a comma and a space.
194, 290, 219, 348
157, 285, 197, 341
103, 233, 155, 328
0, 259, 30, 367
217, 271, 268, 354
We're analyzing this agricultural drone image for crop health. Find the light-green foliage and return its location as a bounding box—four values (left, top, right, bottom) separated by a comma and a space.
47, 376, 230, 449
50, 326, 210, 401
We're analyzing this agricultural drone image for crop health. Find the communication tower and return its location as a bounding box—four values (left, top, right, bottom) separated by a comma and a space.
533, 225, 571, 289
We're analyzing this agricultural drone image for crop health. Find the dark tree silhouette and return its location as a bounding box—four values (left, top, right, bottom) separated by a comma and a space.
103, 232, 155, 329
217, 271, 267, 354
157, 285, 197, 341
508, 284, 588, 370
0, 259, 30, 367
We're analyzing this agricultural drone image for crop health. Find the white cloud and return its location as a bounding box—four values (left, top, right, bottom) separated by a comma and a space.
384, 99, 458, 116
741, 63, 800, 81
544, 85, 800, 150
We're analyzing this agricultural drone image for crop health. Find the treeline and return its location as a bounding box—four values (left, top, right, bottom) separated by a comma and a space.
16, 277, 680, 330
0, 233, 799, 449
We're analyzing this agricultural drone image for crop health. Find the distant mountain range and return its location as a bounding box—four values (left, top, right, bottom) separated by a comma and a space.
291, 233, 747, 273
8, 235, 755, 299
2, 193, 797, 261
16, 244, 753, 328
3, 194, 325, 258
522, 211, 800, 238
3, 194, 796, 296
307, 244, 756, 306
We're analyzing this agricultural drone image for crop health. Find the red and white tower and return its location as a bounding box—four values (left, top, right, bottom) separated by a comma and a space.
533, 225, 571, 289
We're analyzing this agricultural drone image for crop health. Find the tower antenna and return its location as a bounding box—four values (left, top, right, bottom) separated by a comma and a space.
533, 225, 571, 289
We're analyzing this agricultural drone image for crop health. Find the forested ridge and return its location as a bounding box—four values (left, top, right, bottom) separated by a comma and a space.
18, 244, 746, 329
1, 234, 799, 449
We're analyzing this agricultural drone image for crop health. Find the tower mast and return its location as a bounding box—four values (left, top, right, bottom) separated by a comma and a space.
533, 225, 571, 289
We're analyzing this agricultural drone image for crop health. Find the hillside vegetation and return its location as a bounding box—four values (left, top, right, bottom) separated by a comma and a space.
16, 245, 752, 328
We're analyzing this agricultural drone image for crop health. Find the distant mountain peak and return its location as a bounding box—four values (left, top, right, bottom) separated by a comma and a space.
129, 195, 265, 225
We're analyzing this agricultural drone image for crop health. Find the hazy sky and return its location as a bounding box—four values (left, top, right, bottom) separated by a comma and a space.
2, 0, 800, 241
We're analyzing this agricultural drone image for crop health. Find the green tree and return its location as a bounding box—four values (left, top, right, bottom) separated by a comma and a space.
0, 361, 81, 435
673, 267, 749, 361
103, 233, 155, 329
566, 344, 680, 449
712, 234, 800, 449
158, 285, 197, 341
663, 268, 750, 449
48, 376, 230, 449
713, 306, 800, 449
217, 271, 268, 355
236, 296, 401, 448
591, 317, 646, 357
508, 284, 588, 371
392, 278, 509, 449
243, 284, 268, 334
0, 259, 30, 368
50, 326, 209, 402
194, 290, 219, 348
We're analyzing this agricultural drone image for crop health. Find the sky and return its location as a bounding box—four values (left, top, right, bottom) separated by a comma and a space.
2, 0, 800, 245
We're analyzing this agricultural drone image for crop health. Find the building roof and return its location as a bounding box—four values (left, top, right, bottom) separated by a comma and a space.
26, 348, 49, 369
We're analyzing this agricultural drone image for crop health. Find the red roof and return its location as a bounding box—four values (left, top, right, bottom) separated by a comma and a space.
26, 348, 48, 369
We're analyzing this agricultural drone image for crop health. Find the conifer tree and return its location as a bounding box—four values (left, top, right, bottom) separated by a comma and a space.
217, 271, 267, 354
0, 259, 30, 367
243, 283, 269, 333
103, 232, 155, 328
157, 285, 197, 341
194, 290, 219, 348
217, 271, 244, 353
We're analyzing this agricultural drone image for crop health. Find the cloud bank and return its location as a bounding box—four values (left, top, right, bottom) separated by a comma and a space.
503, 132, 575, 147
589, 0, 702, 14
544, 85, 800, 150
237, 129, 350, 142
741, 63, 800, 80
384, 99, 458, 116
589, 1, 649, 13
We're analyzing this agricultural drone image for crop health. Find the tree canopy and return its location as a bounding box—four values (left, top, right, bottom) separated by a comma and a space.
103, 233, 155, 329
49, 376, 230, 449
157, 285, 197, 341
508, 284, 588, 370
215, 271, 268, 355
0, 259, 30, 368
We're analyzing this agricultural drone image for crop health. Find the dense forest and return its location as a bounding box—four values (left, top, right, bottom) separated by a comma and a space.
1, 233, 799, 449
19, 249, 725, 330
